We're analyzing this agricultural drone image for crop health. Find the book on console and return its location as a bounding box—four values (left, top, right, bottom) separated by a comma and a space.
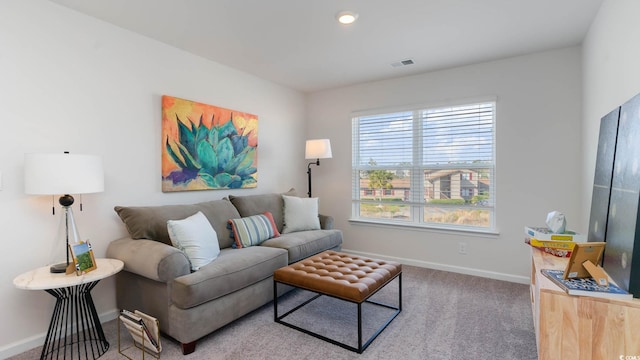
526, 237, 576, 250
525, 226, 587, 242
540, 269, 633, 300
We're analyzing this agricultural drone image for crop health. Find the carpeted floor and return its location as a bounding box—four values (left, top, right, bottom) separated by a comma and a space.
9, 265, 538, 360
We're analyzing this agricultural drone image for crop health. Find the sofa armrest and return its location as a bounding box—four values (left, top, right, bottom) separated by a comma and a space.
319, 214, 334, 230
106, 237, 191, 282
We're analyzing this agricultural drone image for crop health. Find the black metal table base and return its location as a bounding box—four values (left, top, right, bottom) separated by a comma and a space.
274, 272, 401, 353
41, 280, 109, 360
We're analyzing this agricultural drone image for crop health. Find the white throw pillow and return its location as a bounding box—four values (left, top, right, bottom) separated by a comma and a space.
167, 211, 220, 271
282, 195, 321, 234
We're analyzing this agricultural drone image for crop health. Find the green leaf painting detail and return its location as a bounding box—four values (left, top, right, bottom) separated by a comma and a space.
164, 113, 257, 190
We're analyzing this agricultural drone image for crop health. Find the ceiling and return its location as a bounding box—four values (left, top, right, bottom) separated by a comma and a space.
50, 0, 604, 93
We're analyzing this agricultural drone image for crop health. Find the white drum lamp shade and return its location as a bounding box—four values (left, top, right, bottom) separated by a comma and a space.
305, 139, 332, 160
25, 153, 104, 195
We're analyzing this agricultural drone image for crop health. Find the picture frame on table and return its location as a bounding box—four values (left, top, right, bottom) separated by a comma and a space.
563, 242, 606, 279
69, 241, 97, 275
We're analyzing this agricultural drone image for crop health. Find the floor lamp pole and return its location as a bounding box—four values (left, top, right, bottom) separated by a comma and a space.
307, 159, 320, 198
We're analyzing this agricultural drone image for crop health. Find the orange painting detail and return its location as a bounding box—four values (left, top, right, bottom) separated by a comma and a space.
162, 95, 258, 192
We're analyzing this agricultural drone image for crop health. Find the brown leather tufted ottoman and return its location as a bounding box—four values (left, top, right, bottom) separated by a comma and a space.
273, 250, 401, 353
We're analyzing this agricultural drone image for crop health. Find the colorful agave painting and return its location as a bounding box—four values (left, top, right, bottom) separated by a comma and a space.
162, 95, 258, 192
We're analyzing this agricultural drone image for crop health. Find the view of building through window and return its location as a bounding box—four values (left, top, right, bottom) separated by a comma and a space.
352, 102, 495, 230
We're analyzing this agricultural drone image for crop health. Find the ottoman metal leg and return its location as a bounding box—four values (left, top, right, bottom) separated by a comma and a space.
274, 272, 402, 353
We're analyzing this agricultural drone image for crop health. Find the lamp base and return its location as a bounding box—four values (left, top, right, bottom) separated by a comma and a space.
50, 263, 69, 274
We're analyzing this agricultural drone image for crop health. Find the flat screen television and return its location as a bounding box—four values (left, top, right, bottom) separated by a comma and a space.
589, 91, 640, 298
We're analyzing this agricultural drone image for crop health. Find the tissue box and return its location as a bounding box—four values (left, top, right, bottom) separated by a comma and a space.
524, 226, 587, 242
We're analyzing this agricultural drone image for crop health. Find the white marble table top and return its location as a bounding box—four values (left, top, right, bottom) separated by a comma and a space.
13, 258, 124, 290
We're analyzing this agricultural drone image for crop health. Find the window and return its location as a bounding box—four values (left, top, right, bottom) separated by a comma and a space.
351, 101, 495, 231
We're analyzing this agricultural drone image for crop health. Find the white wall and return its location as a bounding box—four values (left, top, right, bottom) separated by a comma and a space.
582, 0, 640, 224
307, 47, 583, 282
0, 1, 306, 357
3, 0, 616, 355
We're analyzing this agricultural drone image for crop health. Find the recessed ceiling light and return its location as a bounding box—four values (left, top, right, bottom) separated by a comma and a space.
336, 11, 358, 25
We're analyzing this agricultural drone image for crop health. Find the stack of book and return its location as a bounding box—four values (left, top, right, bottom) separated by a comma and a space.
541, 269, 633, 300
524, 226, 587, 257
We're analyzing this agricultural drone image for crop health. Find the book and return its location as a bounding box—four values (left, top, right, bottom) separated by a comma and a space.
540, 269, 633, 300
525, 226, 587, 242
525, 237, 573, 258
120, 309, 161, 352
536, 246, 572, 258
526, 237, 576, 251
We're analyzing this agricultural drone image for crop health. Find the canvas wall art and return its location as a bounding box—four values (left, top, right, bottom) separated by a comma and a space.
162, 95, 258, 192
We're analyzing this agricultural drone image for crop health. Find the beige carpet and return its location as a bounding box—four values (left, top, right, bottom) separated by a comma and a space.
9, 265, 537, 360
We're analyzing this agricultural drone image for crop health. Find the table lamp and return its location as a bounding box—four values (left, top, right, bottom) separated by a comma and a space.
305, 139, 332, 197
24, 152, 104, 273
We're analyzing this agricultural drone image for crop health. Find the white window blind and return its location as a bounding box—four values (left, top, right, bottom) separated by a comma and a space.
352, 101, 496, 231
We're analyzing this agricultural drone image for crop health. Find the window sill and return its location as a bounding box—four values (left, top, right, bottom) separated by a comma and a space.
347, 218, 500, 238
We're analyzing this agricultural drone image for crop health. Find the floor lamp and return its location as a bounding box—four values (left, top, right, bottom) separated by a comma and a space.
305, 139, 332, 198
24, 152, 104, 273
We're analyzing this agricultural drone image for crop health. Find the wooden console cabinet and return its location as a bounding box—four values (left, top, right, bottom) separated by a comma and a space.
530, 247, 640, 359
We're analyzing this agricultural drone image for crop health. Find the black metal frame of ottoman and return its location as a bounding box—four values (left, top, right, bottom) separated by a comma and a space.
273, 272, 402, 354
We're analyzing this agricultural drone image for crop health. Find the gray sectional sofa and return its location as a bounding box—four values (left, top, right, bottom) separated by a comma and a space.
106, 191, 343, 354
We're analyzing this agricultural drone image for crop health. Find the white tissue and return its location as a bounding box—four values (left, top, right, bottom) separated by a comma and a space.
545, 211, 566, 233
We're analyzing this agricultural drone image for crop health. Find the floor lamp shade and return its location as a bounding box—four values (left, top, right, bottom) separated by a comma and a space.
24, 152, 104, 273
305, 139, 332, 160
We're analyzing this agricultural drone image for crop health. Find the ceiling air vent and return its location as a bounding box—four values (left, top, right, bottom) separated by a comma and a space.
391, 59, 415, 68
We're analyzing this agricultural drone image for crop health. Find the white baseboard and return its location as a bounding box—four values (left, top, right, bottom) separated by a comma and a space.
341, 248, 530, 285
0, 309, 120, 359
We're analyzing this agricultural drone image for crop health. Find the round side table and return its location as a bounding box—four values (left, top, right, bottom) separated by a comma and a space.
13, 258, 124, 360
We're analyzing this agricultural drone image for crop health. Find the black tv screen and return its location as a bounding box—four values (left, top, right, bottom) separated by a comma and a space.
595, 91, 640, 298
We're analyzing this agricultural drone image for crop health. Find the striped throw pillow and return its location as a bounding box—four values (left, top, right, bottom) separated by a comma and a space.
228, 212, 280, 248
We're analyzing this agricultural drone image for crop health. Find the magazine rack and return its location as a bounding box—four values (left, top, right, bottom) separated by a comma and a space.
118, 310, 161, 359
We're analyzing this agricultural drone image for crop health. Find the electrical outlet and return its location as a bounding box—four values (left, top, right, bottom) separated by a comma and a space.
458, 242, 468, 255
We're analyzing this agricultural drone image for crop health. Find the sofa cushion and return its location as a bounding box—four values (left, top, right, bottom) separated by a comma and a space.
171, 246, 288, 309
228, 212, 280, 249
260, 229, 343, 263
229, 188, 297, 233
282, 195, 321, 233
115, 199, 240, 248
167, 211, 220, 271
